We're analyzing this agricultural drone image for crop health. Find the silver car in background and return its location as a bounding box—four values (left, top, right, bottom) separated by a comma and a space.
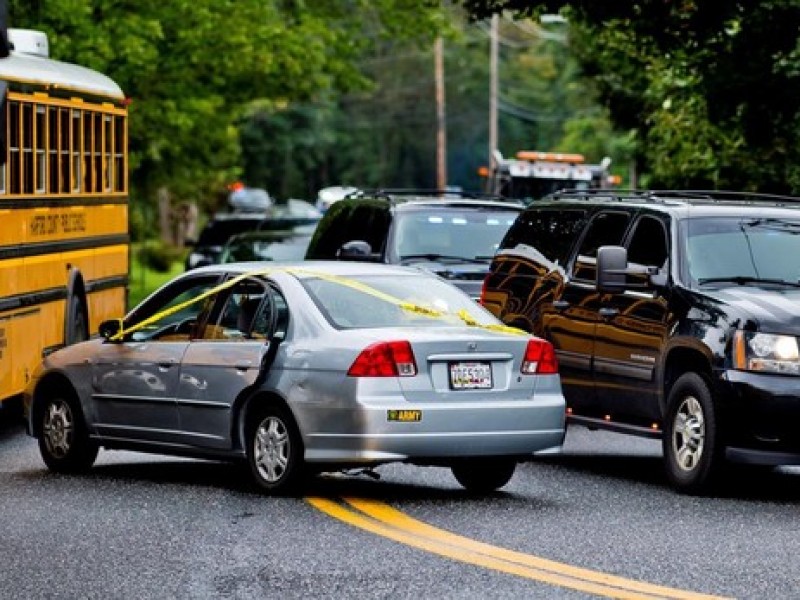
24, 262, 565, 494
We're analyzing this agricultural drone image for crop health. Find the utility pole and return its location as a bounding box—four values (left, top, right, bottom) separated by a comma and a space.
434, 35, 447, 190
489, 14, 499, 170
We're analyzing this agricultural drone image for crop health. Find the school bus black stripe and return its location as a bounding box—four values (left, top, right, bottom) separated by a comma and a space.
0, 234, 129, 260
0, 197, 128, 209
86, 275, 129, 294
0, 307, 39, 323
0, 276, 127, 313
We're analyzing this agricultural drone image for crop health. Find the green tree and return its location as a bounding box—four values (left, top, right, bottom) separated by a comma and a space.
10, 0, 446, 223
457, 1, 800, 193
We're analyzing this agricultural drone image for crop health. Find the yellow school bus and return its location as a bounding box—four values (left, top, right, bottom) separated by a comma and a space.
0, 29, 128, 409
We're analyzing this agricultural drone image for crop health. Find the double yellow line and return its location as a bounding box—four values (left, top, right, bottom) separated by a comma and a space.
308, 497, 729, 600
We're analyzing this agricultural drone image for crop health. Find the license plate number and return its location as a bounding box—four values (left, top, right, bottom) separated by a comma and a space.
449, 362, 492, 390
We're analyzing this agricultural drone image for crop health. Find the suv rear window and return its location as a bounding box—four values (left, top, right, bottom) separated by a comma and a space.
500, 209, 586, 266
393, 208, 519, 261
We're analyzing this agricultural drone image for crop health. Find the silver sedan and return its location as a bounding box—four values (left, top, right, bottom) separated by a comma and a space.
24, 262, 565, 494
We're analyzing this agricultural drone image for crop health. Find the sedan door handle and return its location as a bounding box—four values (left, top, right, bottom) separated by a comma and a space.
235, 360, 253, 371
157, 358, 177, 369
599, 307, 619, 319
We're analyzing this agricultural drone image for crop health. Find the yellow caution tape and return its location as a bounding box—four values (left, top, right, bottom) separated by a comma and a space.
112, 266, 529, 341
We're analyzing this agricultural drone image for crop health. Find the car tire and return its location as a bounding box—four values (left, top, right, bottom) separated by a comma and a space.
451, 458, 516, 493
662, 372, 724, 495
246, 404, 305, 495
65, 295, 88, 345
38, 394, 98, 473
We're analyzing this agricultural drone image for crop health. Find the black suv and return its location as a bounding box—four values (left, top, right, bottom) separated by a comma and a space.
482, 189, 800, 493
185, 201, 322, 270
304, 190, 523, 299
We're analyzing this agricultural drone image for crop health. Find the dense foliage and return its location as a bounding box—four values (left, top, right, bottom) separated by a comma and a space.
11, 0, 629, 223
458, 1, 800, 193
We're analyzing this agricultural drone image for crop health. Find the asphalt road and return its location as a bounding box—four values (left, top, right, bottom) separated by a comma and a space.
2, 415, 799, 599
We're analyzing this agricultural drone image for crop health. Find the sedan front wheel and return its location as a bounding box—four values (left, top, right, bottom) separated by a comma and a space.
38, 395, 98, 473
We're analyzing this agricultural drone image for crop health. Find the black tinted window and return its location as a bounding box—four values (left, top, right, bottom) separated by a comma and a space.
573, 211, 630, 281
500, 209, 586, 266
628, 216, 668, 269
305, 200, 390, 259
197, 217, 263, 245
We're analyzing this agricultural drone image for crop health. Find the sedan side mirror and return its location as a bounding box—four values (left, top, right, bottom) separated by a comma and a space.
99, 318, 124, 342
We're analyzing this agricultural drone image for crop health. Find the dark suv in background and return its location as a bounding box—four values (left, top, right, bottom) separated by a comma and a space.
482, 189, 800, 493
185, 201, 322, 269
304, 190, 523, 299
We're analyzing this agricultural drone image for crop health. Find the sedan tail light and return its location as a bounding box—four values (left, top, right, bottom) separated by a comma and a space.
521, 339, 558, 374
347, 341, 418, 377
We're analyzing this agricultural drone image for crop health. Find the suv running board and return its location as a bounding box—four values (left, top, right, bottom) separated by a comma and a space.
567, 414, 663, 439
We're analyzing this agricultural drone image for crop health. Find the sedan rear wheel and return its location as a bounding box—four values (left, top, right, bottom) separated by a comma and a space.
246, 404, 305, 494
38, 395, 98, 473
451, 458, 517, 493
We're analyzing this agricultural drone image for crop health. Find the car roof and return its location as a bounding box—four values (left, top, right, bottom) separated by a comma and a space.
226, 229, 313, 243
532, 189, 800, 219
188, 260, 433, 280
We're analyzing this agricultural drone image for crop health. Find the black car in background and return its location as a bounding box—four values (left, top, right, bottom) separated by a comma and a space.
482, 188, 800, 493
186, 201, 322, 269
218, 225, 316, 264
304, 190, 523, 299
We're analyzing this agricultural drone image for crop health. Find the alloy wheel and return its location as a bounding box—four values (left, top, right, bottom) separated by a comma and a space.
671, 395, 705, 472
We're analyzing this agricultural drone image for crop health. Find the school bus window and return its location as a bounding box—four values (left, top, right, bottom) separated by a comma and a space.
36, 104, 46, 193
9, 101, 19, 194
93, 112, 102, 193
103, 114, 112, 191
114, 115, 124, 192
59, 108, 69, 193
22, 102, 33, 194
71, 109, 81, 192
47, 106, 57, 193
82, 110, 92, 193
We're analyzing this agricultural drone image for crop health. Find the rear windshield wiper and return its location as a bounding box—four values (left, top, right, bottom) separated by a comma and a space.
697, 276, 800, 288
399, 253, 489, 264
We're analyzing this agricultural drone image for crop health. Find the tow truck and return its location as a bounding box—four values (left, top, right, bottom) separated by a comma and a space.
480, 150, 620, 202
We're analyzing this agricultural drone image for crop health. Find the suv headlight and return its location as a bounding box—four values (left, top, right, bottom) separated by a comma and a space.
734, 331, 800, 374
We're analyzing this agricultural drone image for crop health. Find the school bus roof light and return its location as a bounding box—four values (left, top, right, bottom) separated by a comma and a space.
516, 151, 585, 164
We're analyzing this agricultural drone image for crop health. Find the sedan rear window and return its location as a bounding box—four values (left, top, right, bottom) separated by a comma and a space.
301, 274, 501, 330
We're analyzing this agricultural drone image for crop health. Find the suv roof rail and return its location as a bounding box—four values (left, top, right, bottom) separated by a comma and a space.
547, 188, 800, 205
353, 188, 513, 203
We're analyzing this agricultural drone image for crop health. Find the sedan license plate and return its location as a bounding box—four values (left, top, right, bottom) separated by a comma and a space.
449, 361, 492, 390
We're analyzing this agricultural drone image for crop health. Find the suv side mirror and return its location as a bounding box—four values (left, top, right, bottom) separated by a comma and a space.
337, 240, 375, 261
596, 245, 627, 294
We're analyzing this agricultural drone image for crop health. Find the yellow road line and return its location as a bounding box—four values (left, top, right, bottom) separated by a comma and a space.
307, 497, 730, 600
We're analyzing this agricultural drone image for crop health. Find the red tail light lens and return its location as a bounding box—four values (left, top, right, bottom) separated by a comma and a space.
521, 339, 558, 374
347, 341, 418, 377
479, 274, 489, 306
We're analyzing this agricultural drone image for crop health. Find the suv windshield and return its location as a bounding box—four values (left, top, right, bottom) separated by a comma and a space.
393, 208, 519, 263
686, 217, 800, 285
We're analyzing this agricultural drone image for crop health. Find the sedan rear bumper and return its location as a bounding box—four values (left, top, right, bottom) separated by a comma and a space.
301, 391, 566, 464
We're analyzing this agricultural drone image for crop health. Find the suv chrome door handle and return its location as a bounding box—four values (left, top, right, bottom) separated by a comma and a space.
552, 300, 570, 310
599, 307, 619, 319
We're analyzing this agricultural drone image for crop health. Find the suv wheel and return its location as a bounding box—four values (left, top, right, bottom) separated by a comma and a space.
451, 458, 516, 493
663, 372, 723, 494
